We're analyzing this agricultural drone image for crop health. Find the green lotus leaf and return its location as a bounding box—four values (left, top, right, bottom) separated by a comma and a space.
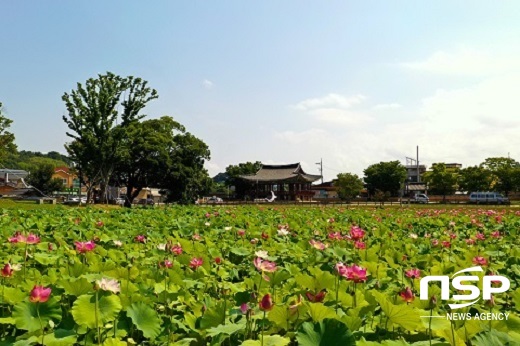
13, 298, 62, 332
306, 303, 337, 323
241, 335, 290, 346
200, 301, 226, 329
371, 291, 421, 331
126, 302, 162, 339
2, 287, 26, 305
34, 253, 61, 266
42, 329, 77, 346
59, 278, 93, 296
206, 320, 246, 337
296, 318, 355, 346
71, 294, 122, 329
102, 338, 127, 346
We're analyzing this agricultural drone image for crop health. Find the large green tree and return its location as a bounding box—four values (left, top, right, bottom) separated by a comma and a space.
335, 173, 364, 201
363, 161, 406, 197
458, 165, 492, 193
423, 163, 459, 200
114, 116, 211, 206
62, 73, 158, 202
481, 157, 520, 195
26, 163, 63, 195
0, 102, 17, 163
224, 161, 262, 198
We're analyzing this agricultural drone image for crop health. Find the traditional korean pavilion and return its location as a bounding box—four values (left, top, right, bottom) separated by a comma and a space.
238, 163, 321, 201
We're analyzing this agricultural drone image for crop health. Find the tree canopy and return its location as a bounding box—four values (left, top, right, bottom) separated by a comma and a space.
458, 165, 492, 193
335, 173, 364, 201
423, 163, 459, 198
115, 116, 211, 205
62, 72, 158, 202
0, 102, 17, 163
363, 161, 406, 197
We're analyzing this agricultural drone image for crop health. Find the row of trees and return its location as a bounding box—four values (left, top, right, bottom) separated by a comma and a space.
334, 157, 520, 200
217, 157, 520, 201
1, 73, 212, 206
62, 72, 212, 206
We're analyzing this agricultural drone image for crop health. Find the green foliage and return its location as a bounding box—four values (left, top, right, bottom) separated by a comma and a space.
62, 72, 159, 202
71, 294, 122, 329
0, 205, 518, 344
335, 172, 364, 200
26, 162, 64, 194
126, 302, 162, 339
296, 319, 355, 346
481, 157, 520, 195
458, 165, 493, 192
363, 161, 407, 196
423, 163, 459, 197
0, 102, 17, 163
225, 161, 262, 198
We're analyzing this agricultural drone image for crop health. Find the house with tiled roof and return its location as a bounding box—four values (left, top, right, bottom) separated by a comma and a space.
239, 163, 321, 201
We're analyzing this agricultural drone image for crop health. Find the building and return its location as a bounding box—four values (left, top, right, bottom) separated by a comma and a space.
238, 163, 321, 201
404, 165, 428, 196
312, 181, 339, 199
52, 166, 79, 189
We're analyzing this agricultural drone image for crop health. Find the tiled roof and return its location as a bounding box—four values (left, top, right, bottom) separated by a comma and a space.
239, 163, 321, 183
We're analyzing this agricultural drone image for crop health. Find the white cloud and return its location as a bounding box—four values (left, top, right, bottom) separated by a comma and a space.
401, 48, 520, 76
292, 93, 365, 111
202, 79, 214, 90
291, 93, 373, 127
373, 103, 402, 110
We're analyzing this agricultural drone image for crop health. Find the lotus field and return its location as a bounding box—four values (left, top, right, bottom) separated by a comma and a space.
1, 205, 520, 345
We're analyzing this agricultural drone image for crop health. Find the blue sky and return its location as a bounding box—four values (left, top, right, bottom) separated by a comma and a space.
2, 1, 520, 181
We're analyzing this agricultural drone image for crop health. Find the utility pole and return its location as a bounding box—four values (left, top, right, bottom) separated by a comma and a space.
316, 158, 323, 184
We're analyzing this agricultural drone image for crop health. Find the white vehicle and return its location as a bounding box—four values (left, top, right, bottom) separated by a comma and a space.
411, 194, 429, 204
469, 192, 509, 204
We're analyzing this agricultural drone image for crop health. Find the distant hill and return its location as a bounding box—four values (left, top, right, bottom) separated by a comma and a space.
212, 172, 229, 184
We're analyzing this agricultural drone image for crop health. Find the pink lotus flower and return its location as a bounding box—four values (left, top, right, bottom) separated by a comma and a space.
96, 221, 104, 227
328, 232, 342, 241
74, 240, 96, 253
171, 244, 183, 255
472, 256, 488, 266
354, 241, 366, 250
475, 233, 486, 241
399, 287, 415, 303
29, 285, 51, 303
465, 238, 475, 245
1, 263, 14, 277
259, 293, 274, 311
491, 231, 501, 238
431, 239, 439, 247
237, 229, 246, 237
159, 259, 173, 268
306, 290, 326, 303
253, 257, 277, 273
240, 303, 249, 314
441, 241, 451, 248
405, 268, 421, 279
339, 264, 368, 283
335, 262, 348, 277
192, 234, 202, 241
26, 233, 41, 244
250, 238, 259, 244
189, 257, 203, 270
8, 232, 26, 243
309, 239, 328, 250
350, 226, 365, 240
134, 235, 146, 243
214, 257, 222, 265
261, 232, 269, 240
327, 218, 335, 223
